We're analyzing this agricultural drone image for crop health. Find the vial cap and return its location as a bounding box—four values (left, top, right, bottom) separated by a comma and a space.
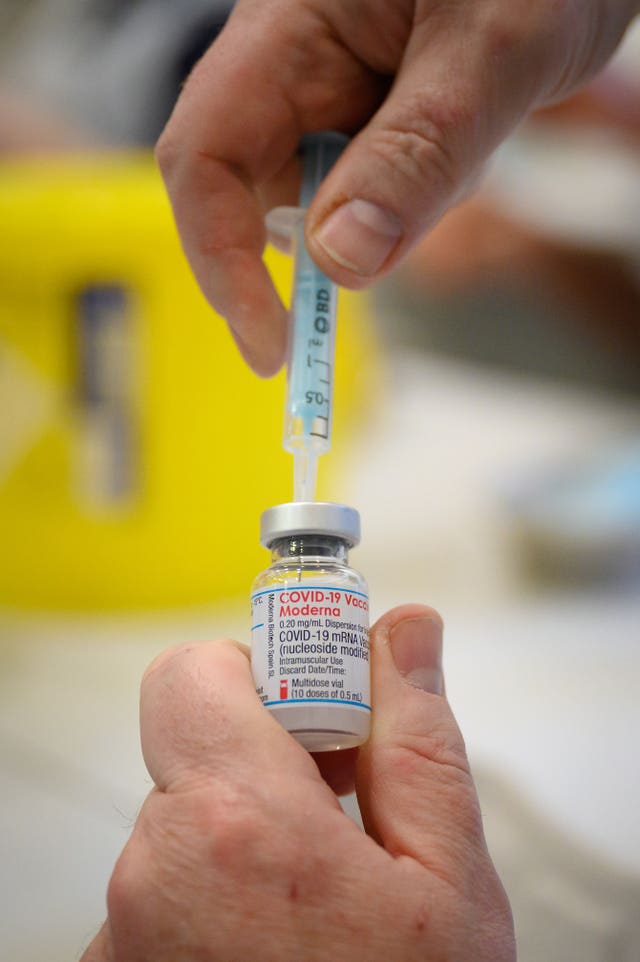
260, 502, 360, 548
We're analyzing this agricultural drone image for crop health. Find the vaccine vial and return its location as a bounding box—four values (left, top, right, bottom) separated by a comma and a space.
251, 502, 370, 751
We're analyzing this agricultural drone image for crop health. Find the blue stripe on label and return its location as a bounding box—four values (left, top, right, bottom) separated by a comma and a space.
251, 624, 265, 631
251, 585, 368, 600
264, 698, 371, 711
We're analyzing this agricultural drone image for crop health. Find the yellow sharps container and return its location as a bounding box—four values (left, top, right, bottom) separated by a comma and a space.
0, 153, 373, 609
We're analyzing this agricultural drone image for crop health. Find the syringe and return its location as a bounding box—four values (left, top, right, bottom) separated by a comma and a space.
280, 132, 348, 501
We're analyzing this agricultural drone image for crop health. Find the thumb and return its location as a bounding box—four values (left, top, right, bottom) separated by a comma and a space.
356, 605, 488, 880
304, 2, 613, 286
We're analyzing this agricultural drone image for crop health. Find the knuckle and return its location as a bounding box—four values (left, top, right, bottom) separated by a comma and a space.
478, 0, 581, 95
140, 643, 202, 717
383, 727, 487, 848
479, 0, 540, 55
142, 639, 243, 690
372, 107, 463, 205
445, 854, 516, 961
383, 735, 470, 799
393, 717, 470, 775
475, 883, 517, 962
106, 785, 268, 929
155, 126, 180, 180
187, 783, 270, 867
141, 641, 190, 684
200, 784, 258, 839
106, 842, 149, 934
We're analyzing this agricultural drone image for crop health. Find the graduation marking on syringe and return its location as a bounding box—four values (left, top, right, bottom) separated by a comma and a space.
315, 358, 331, 385
310, 415, 329, 439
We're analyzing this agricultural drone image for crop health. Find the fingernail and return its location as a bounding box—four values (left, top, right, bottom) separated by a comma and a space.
314, 199, 403, 276
390, 618, 443, 694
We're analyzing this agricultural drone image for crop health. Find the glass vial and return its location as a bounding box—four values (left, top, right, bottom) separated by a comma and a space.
251, 502, 370, 751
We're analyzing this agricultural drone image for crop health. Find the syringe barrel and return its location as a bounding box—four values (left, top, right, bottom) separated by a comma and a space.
298, 132, 349, 206
284, 132, 348, 466
284, 217, 337, 456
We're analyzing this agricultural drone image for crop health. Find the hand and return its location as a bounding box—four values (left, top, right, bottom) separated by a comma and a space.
157, 0, 638, 375
81, 605, 515, 961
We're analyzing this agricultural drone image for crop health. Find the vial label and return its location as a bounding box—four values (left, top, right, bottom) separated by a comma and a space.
251, 583, 370, 713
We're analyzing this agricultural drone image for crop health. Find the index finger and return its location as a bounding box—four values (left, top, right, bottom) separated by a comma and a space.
140, 639, 325, 794
156, 14, 296, 374
156, 0, 383, 375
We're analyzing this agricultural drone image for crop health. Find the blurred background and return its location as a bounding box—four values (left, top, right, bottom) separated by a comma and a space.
0, 2, 639, 960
